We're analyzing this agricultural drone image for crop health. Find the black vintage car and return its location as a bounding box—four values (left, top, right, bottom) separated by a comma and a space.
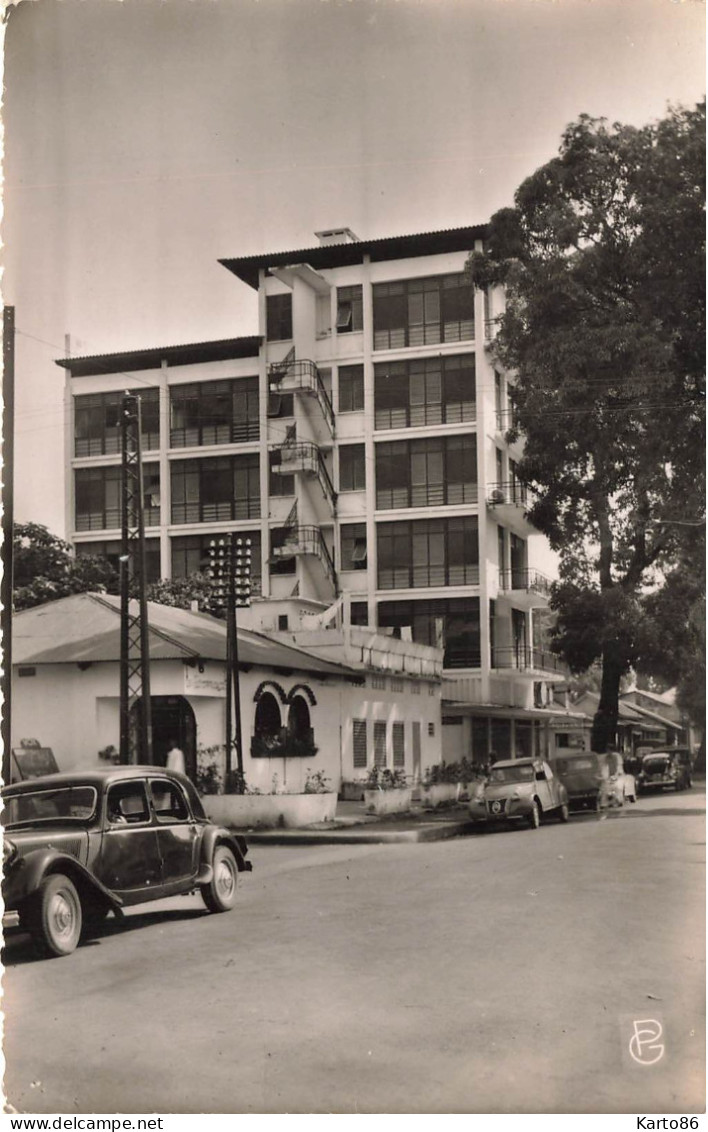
2, 766, 252, 958
636, 749, 693, 794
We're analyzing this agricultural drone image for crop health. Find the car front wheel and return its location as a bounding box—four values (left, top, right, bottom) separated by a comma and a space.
201, 845, 239, 913
29, 873, 83, 958
528, 801, 541, 829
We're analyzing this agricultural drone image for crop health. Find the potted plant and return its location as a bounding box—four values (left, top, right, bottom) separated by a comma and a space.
420, 761, 463, 807
198, 755, 337, 829
363, 766, 413, 816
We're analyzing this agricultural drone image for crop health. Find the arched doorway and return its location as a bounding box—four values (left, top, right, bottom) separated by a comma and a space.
149, 696, 197, 779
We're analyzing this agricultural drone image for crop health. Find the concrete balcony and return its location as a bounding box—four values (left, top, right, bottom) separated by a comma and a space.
486, 481, 537, 535
497, 567, 553, 609
270, 441, 337, 513
491, 645, 567, 677
271, 524, 337, 589
268, 358, 335, 437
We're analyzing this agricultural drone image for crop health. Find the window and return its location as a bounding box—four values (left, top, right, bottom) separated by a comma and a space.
374, 355, 476, 429
266, 294, 293, 341
339, 444, 366, 492
390, 678, 404, 693
170, 378, 259, 447
392, 722, 405, 767
171, 532, 261, 595
106, 782, 150, 825
336, 285, 363, 333
353, 720, 367, 769
76, 539, 161, 584
341, 523, 367, 571
149, 780, 189, 822
269, 527, 297, 575
377, 597, 481, 669
351, 601, 368, 625
171, 456, 260, 523
375, 437, 477, 509
269, 451, 295, 497
74, 388, 159, 457
373, 274, 474, 350
338, 365, 365, 413
267, 392, 294, 418
75, 465, 160, 532
377, 517, 479, 589
374, 721, 387, 767
370, 675, 387, 690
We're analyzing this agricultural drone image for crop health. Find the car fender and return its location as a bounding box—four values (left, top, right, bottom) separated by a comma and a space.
199, 825, 252, 873
3, 848, 124, 915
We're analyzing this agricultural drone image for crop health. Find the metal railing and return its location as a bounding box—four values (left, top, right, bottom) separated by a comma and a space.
491, 646, 567, 674
272, 524, 337, 589
273, 441, 337, 512
494, 409, 520, 433
498, 567, 553, 598
487, 481, 530, 508
269, 358, 335, 436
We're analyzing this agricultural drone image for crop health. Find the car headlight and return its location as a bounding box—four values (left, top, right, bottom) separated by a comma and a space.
3, 838, 18, 868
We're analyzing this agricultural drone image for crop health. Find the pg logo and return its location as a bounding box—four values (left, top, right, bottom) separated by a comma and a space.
629, 1018, 665, 1066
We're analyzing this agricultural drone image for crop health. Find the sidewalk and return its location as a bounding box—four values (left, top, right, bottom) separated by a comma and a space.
240, 799, 477, 845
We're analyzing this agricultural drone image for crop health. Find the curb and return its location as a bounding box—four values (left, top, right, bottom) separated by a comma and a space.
238, 819, 477, 845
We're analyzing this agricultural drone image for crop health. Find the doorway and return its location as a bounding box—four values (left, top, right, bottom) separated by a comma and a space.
149, 696, 197, 779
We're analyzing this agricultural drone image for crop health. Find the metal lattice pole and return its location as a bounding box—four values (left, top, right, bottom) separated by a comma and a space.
119, 393, 153, 765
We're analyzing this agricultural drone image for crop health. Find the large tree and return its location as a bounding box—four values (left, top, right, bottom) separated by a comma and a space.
469, 102, 705, 751
13, 523, 119, 610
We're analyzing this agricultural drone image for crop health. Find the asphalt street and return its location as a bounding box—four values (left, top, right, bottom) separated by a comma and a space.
3, 786, 705, 1115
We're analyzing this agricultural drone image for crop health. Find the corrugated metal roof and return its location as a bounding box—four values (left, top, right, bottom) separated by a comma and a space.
220, 224, 488, 289
13, 593, 359, 679
55, 336, 261, 378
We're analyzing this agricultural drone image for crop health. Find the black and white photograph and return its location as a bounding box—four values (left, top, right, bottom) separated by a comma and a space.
1, 0, 705, 1120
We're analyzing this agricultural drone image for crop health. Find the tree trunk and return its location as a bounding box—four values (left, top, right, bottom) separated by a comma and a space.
591, 642, 624, 752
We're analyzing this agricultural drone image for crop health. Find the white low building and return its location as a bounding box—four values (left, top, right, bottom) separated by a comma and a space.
11, 592, 443, 791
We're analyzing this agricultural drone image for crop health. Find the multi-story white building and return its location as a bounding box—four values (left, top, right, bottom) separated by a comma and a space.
58, 224, 579, 767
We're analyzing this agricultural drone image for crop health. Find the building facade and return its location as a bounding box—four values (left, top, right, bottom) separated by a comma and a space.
58, 224, 573, 767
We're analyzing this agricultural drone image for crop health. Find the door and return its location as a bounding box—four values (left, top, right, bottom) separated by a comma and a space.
97, 779, 162, 901
536, 761, 557, 810
150, 696, 197, 779
512, 609, 527, 668
412, 722, 422, 783
148, 777, 199, 884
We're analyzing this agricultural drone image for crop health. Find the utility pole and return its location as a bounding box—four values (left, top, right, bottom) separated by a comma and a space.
2, 307, 14, 784
208, 535, 251, 788
119, 393, 153, 765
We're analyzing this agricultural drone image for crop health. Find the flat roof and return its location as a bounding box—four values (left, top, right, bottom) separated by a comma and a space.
220, 224, 488, 289
56, 336, 261, 378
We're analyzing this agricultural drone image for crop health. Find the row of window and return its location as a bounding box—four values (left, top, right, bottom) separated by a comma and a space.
78, 514, 483, 594
75, 357, 476, 459
74, 435, 479, 529
266, 273, 475, 348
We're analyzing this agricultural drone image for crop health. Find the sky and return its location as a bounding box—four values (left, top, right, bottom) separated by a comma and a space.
3, 0, 705, 534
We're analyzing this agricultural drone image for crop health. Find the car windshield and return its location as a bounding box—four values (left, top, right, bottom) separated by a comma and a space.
3, 785, 98, 827
489, 764, 535, 784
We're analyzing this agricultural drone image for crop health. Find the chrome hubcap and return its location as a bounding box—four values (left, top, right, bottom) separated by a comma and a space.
50, 893, 76, 940
215, 861, 235, 899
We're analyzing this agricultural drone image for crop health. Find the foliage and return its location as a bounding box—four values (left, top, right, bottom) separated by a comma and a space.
144, 572, 216, 613
250, 730, 319, 759
423, 757, 480, 785
468, 102, 706, 751
364, 766, 408, 790
13, 522, 118, 610
304, 768, 331, 794
98, 744, 119, 764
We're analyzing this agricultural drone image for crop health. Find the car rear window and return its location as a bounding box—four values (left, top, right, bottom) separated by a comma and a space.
555, 758, 596, 773
3, 785, 98, 827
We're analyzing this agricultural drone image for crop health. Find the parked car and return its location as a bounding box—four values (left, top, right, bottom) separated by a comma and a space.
468, 758, 569, 829
636, 749, 693, 794
549, 751, 611, 812
2, 766, 252, 958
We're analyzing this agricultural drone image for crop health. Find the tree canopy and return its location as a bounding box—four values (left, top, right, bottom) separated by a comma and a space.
468, 102, 705, 750
13, 523, 118, 610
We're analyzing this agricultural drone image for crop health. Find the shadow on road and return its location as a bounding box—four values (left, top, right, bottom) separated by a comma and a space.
2, 905, 207, 966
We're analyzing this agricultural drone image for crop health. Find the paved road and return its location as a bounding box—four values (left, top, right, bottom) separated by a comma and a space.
3, 787, 704, 1114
